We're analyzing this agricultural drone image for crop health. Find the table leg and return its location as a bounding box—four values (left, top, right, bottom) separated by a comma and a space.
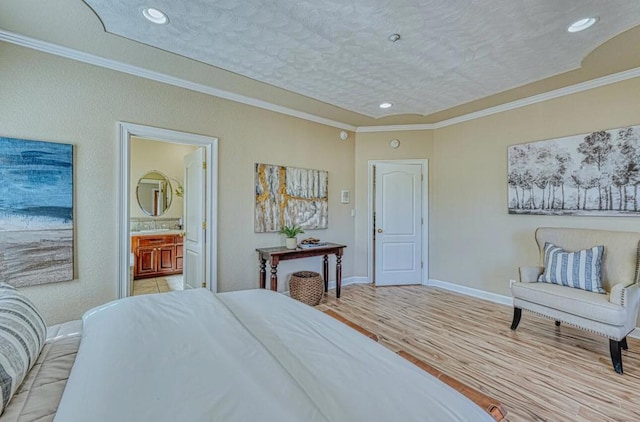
323, 255, 329, 292
259, 257, 266, 289
270, 262, 278, 291
336, 253, 343, 298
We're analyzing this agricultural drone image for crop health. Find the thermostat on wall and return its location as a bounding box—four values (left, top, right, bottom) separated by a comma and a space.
341, 190, 350, 204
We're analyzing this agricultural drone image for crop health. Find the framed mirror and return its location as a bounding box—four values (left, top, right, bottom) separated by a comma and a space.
136, 171, 173, 216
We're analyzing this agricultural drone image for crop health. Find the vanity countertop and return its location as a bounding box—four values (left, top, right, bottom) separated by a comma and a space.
131, 230, 184, 236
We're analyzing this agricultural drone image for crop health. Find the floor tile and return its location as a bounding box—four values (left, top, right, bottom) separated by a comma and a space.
135, 279, 157, 288
132, 274, 184, 295
133, 288, 158, 295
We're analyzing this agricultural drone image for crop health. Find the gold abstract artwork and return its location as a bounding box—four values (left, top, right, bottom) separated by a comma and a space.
255, 163, 328, 232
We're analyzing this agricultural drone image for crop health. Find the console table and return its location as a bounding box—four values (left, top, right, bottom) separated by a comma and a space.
256, 243, 346, 298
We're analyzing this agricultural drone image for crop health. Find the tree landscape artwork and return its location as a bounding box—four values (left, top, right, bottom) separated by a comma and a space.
508, 125, 640, 216
255, 163, 328, 232
0, 137, 73, 286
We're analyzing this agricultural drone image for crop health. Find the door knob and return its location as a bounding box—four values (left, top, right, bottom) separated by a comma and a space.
377, 228, 383, 233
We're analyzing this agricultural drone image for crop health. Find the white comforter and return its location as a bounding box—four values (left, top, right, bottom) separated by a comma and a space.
55, 289, 494, 422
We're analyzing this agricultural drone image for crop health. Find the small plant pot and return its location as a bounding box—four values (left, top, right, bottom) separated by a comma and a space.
285, 237, 298, 249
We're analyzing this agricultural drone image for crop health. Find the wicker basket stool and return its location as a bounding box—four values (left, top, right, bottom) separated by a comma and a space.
289, 271, 324, 306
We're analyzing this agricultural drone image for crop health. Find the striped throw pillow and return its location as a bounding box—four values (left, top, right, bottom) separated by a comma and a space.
538, 242, 606, 293
0, 283, 46, 414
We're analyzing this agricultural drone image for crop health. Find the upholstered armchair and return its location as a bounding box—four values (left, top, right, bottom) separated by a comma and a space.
510, 227, 640, 374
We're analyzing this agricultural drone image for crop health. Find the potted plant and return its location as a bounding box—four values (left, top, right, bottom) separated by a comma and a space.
279, 225, 304, 249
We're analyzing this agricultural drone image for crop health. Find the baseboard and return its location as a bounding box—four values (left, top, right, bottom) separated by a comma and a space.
427, 278, 640, 338
425, 279, 513, 307
327, 276, 370, 290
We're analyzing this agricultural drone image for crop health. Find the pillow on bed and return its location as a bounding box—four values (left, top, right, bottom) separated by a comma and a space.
538, 242, 606, 293
0, 283, 47, 414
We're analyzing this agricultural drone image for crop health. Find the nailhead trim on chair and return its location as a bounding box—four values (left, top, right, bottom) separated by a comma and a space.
629, 242, 640, 307
634, 244, 640, 284
519, 308, 624, 341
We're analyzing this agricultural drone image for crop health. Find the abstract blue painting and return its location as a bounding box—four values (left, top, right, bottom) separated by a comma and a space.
0, 137, 73, 286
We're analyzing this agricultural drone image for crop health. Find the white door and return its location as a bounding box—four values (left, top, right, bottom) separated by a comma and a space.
374, 163, 423, 286
183, 147, 206, 289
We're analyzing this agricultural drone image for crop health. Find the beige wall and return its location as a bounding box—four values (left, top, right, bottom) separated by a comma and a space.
353, 77, 640, 303
0, 42, 355, 324
431, 77, 640, 295
130, 137, 197, 220
4, 38, 640, 326
353, 131, 434, 277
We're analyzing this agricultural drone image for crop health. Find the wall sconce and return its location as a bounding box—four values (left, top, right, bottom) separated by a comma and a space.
169, 177, 184, 197
340, 131, 349, 141
389, 139, 400, 149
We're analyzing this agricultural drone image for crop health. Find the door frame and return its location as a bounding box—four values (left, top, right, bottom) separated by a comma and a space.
367, 159, 428, 285
118, 122, 218, 298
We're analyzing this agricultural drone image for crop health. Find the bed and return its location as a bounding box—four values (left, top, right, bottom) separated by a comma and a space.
0, 287, 504, 421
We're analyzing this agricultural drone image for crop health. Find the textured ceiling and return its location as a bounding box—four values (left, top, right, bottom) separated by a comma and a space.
84, 0, 640, 119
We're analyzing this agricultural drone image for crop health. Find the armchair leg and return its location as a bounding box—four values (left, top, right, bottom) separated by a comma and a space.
510, 307, 522, 330
609, 339, 624, 374
554, 320, 561, 327
621, 337, 628, 350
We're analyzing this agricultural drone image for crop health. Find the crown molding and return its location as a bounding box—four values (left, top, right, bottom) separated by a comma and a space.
358, 66, 640, 132
356, 124, 435, 133
3, 29, 640, 133
431, 67, 640, 129
0, 30, 357, 132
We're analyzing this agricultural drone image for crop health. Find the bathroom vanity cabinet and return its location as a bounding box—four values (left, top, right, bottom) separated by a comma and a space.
132, 234, 183, 279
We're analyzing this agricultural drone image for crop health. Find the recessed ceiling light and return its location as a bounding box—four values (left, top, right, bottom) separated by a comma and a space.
142, 7, 169, 25
567, 17, 598, 33
379, 102, 392, 109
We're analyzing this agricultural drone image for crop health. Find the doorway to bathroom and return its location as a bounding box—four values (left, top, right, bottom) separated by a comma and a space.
117, 122, 218, 298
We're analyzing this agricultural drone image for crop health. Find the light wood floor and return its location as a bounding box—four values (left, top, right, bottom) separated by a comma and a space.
316, 284, 640, 422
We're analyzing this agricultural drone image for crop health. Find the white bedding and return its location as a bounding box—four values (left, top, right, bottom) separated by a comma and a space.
55, 289, 494, 422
